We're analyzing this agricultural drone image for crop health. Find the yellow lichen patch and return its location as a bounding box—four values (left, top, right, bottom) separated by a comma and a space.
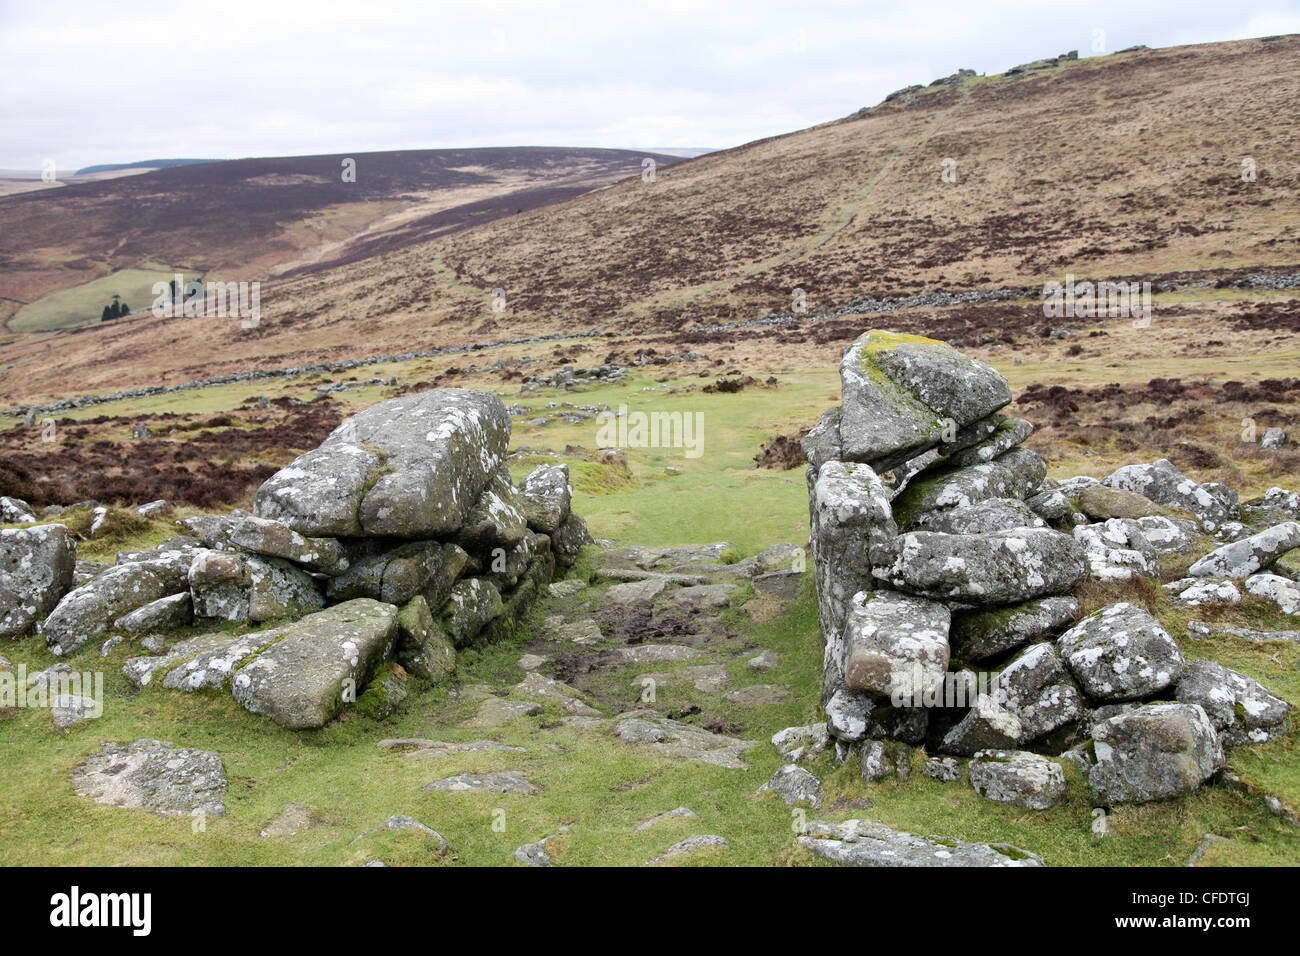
859, 330, 946, 352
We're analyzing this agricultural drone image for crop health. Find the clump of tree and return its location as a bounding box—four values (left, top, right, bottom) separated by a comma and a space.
99, 294, 130, 322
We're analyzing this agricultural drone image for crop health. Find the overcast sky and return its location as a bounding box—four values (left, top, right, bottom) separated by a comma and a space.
3, 0, 1299, 171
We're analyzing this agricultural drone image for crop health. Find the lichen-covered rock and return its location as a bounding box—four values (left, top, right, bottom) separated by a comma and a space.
1073, 519, 1161, 581
551, 511, 592, 568
123, 629, 251, 688
999, 643, 1085, 738
254, 388, 510, 538
809, 460, 897, 701
0, 524, 75, 639
969, 750, 1067, 810
162, 626, 288, 692
841, 590, 950, 701
1165, 577, 1241, 607
800, 406, 844, 471
440, 577, 504, 647
1240, 486, 1300, 527
913, 497, 1045, 535
873, 527, 1086, 605
1188, 522, 1300, 578
1026, 489, 1073, 523
188, 551, 323, 623
943, 417, 1033, 469
519, 464, 572, 534
396, 595, 456, 683
113, 592, 193, 634
1057, 603, 1184, 702
1077, 484, 1162, 520
229, 515, 349, 575
1102, 458, 1239, 532
836, 331, 1012, 472
891, 448, 1047, 529
326, 541, 465, 609
824, 688, 928, 744
231, 598, 400, 729
950, 596, 1079, 661
1174, 660, 1290, 746
179, 511, 247, 551
70, 738, 227, 817
942, 643, 1084, 755
1133, 515, 1197, 553
797, 818, 1043, 867
1088, 703, 1224, 804
859, 740, 914, 782
42, 551, 191, 655
941, 692, 1024, 756
757, 764, 824, 807
456, 466, 529, 554
1, 496, 37, 524
1243, 573, 1300, 615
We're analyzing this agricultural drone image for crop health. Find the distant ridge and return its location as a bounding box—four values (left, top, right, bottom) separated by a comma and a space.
73, 158, 221, 175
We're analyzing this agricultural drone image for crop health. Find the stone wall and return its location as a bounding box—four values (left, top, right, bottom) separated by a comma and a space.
800, 330, 1293, 808
3, 388, 591, 729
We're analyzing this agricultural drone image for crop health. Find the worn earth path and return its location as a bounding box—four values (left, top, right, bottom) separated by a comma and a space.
359, 540, 812, 867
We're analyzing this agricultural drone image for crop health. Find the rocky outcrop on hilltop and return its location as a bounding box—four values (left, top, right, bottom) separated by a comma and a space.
6, 388, 590, 729
799, 330, 1293, 810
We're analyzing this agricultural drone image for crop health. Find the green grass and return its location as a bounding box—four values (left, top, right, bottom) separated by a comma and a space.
3, 566, 1294, 867
9, 268, 202, 334
505, 369, 836, 552
2, 346, 1297, 867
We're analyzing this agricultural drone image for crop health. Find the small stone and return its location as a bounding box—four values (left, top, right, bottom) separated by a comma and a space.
923, 756, 963, 781
514, 827, 570, 866
757, 764, 824, 807
723, 684, 792, 706
352, 814, 449, 855
746, 650, 783, 671
969, 750, 1067, 810
642, 834, 731, 866
422, 771, 538, 795
52, 694, 99, 730
605, 577, 668, 605
463, 698, 542, 729
517, 653, 547, 671
635, 807, 699, 831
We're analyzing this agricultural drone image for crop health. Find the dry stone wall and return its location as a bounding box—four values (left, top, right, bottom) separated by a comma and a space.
800, 330, 1293, 808
2, 388, 591, 729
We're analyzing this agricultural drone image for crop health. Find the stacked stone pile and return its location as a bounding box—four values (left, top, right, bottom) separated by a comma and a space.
797, 330, 1293, 813
1, 389, 590, 729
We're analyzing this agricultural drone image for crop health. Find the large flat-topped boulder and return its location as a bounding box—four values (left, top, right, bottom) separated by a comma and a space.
838, 332, 1012, 471
231, 598, 399, 729
254, 389, 510, 539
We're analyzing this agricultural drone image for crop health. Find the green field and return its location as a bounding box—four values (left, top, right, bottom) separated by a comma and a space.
8, 267, 200, 334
